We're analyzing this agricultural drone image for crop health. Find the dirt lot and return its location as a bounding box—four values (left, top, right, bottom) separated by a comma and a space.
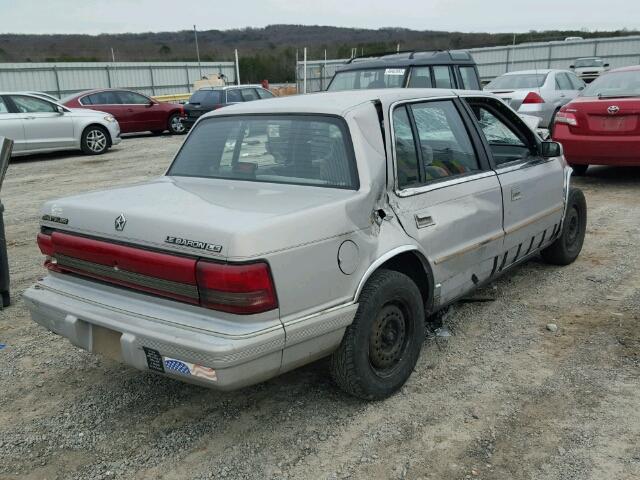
0, 135, 638, 480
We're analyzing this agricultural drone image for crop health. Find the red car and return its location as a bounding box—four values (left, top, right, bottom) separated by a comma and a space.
62, 89, 185, 135
553, 65, 640, 175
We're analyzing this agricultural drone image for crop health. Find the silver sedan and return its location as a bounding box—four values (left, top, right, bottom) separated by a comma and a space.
484, 69, 585, 129
0, 92, 121, 157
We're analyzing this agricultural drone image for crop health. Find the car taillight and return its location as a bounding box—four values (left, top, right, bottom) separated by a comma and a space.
522, 92, 545, 104
37, 232, 53, 256
196, 260, 278, 315
555, 111, 578, 127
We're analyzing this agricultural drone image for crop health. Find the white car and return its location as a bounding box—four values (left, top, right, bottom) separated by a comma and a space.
570, 57, 610, 83
0, 92, 121, 157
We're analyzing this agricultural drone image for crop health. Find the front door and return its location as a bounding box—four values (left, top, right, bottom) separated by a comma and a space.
116, 91, 161, 133
463, 96, 564, 270
9, 95, 74, 151
389, 97, 504, 306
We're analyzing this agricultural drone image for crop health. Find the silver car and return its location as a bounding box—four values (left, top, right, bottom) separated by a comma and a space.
484, 69, 586, 128
0, 92, 121, 156
24, 89, 586, 400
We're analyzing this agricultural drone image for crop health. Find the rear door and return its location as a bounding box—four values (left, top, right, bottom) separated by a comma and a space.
0, 96, 26, 152
8, 95, 74, 151
82, 91, 128, 130
389, 97, 504, 306
464, 96, 564, 268
116, 91, 160, 133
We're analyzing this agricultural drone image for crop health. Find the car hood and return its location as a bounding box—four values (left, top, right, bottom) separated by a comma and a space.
40, 176, 369, 260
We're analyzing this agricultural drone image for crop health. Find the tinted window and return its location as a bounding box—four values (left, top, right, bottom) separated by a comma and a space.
84, 91, 121, 105
241, 88, 259, 101
393, 106, 420, 188
459, 66, 481, 90
555, 73, 573, 90
11, 95, 57, 113
408, 67, 433, 88
486, 74, 547, 89
169, 115, 358, 189
575, 58, 604, 68
432, 66, 454, 88
190, 90, 223, 104
117, 91, 150, 104
410, 100, 479, 181
256, 88, 274, 99
0, 98, 8, 114
226, 89, 243, 102
328, 68, 406, 91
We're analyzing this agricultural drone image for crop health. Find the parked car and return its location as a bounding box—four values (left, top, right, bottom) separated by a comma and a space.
553, 65, 640, 175
181, 85, 274, 130
0, 92, 121, 156
570, 57, 610, 83
25, 91, 60, 102
484, 69, 586, 129
327, 50, 481, 91
24, 89, 586, 400
62, 89, 185, 135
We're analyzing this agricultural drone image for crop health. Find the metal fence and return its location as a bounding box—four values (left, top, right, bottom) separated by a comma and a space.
0, 61, 237, 99
296, 35, 640, 92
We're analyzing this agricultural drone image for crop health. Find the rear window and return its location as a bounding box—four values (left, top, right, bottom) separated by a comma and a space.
581, 70, 640, 98
328, 68, 405, 91
168, 115, 358, 189
189, 90, 223, 104
486, 74, 547, 89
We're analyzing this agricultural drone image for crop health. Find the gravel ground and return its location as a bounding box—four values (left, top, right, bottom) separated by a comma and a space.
0, 135, 638, 480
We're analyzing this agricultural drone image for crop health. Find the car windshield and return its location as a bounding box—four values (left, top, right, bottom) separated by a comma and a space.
189, 89, 223, 104
328, 68, 406, 91
486, 73, 547, 89
168, 115, 358, 189
581, 70, 640, 98
575, 58, 604, 68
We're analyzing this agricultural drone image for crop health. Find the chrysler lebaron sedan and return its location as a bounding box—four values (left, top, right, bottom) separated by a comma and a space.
24, 89, 586, 400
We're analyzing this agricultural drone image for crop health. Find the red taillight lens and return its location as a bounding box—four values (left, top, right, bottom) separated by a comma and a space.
37, 232, 53, 256
554, 111, 578, 127
196, 261, 278, 315
522, 92, 545, 104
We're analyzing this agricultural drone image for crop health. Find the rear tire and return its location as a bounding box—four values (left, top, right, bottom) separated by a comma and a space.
168, 114, 186, 135
571, 164, 589, 176
80, 125, 110, 155
541, 187, 587, 265
329, 269, 425, 400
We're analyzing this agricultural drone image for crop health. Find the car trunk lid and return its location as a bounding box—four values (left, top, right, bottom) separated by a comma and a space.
566, 96, 640, 136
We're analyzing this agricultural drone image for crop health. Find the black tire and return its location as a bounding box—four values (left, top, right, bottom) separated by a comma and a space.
549, 108, 560, 137
571, 164, 589, 176
329, 269, 425, 400
151, 130, 164, 136
167, 113, 186, 135
541, 187, 587, 265
80, 125, 110, 155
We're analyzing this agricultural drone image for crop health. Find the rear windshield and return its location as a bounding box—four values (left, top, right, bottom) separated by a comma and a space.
581, 70, 640, 98
486, 73, 547, 89
575, 58, 604, 68
328, 68, 406, 91
168, 115, 358, 189
189, 90, 223, 104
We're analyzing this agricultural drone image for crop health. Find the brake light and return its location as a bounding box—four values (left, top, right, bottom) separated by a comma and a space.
555, 111, 578, 127
196, 261, 278, 315
37, 232, 53, 256
522, 92, 545, 104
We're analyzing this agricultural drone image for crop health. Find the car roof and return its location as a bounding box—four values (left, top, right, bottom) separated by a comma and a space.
500, 69, 557, 76
335, 50, 476, 73
608, 65, 640, 73
197, 85, 265, 91
204, 88, 487, 117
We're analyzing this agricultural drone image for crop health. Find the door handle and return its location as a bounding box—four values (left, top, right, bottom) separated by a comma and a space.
415, 214, 435, 229
25, 116, 36, 120
511, 188, 522, 201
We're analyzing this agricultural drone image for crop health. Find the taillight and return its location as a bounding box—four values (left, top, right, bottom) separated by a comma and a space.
555, 111, 578, 127
37, 232, 53, 256
196, 261, 278, 315
522, 92, 545, 104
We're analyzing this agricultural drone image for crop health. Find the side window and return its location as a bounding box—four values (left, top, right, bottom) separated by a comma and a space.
459, 66, 481, 90
468, 102, 532, 166
86, 91, 120, 105
567, 72, 585, 90
432, 66, 454, 88
555, 73, 572, 90
256, 89, 273, 99
410, 100, 479, 181
408, 67, 433, 88
241, 88, 259, 101
226, 89, 242, 103
10, 95, 57, 113
0, 98, 8, 114
117, 91, 150, 104
393, 106, 421, 188
80, 95, 93, 105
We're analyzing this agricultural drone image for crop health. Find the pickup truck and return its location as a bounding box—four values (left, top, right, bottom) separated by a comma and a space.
24, 89, 586, 400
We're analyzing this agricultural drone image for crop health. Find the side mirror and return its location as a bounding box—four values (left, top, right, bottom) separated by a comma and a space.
569, 65, 575, 69
56, 105, 65, 114
578, 86, 585, 91
604, 63, 610, 68
541, 141, 563, 158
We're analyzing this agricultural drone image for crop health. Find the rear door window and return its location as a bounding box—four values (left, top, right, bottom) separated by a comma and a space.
459, 66, 481, 90
408, 67, 433, 88
226, 89, 243, 103
433, 66, 454, 88
567, 72, 585, 90
555, 73, 573, 90
83, 91, 120, 105
189, 90, 223, 105
241, 88, 259, 101
117, 91, 150, 104
256, 89, 274, 99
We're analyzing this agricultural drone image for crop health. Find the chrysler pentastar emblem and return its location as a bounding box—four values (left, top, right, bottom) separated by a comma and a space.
607, 105, 620, 115
114, 213, 126, 231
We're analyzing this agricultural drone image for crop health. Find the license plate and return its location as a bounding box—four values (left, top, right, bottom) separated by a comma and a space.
143, 347, 217, 382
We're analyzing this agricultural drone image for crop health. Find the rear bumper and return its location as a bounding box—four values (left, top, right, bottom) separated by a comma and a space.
554, 126, 640, 166
23, 274, 356, 390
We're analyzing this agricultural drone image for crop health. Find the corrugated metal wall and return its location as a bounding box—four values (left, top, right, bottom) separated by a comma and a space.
0, 62, 237, 98
297, 35, 640, 92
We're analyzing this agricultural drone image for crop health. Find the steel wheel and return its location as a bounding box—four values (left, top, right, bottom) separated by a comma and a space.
369, 303, 408, 375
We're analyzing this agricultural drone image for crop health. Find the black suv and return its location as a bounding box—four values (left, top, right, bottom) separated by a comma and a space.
181, 85, 274, 129
327, 50, 481, 91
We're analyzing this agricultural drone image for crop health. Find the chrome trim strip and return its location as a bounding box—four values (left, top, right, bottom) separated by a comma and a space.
396, 171, 496, 197
433, 231, 504, 265
504, 204, 563, 235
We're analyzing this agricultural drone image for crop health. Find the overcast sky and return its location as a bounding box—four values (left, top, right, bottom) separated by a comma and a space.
1, 0, 638, 34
